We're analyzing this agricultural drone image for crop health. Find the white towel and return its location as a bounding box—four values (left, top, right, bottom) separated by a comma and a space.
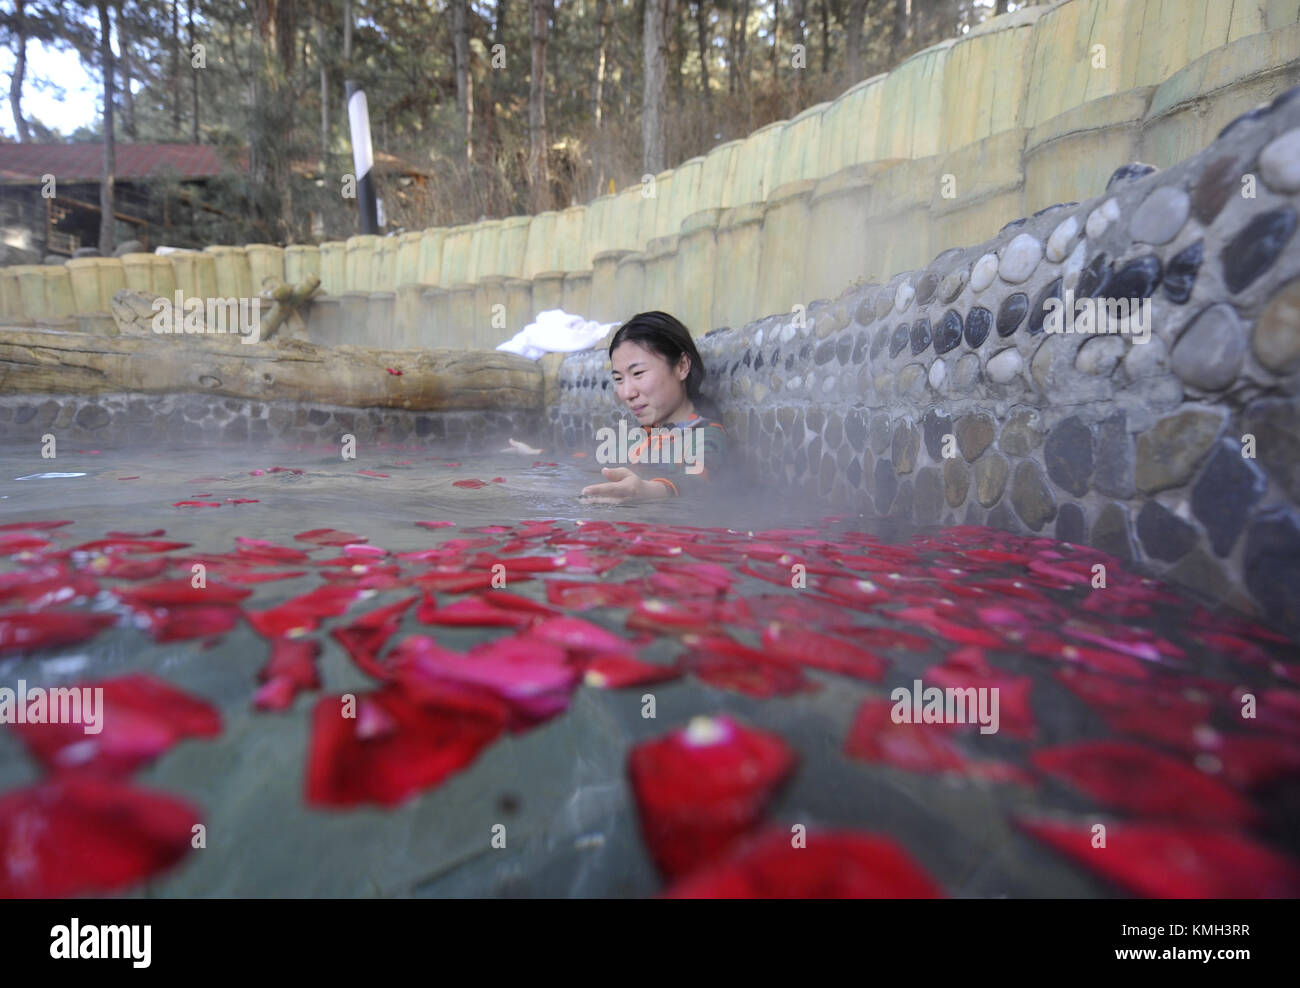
496, 309, 617, 361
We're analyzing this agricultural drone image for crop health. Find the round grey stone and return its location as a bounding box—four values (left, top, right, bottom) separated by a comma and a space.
1135, 409, 1225, 494
1129, 186, 1190, 245
1075, 336, 1127, 375
1046, 214, 1080, 263
998, 234, 1043, 284
1243, 508, 1300, 626
1191, 438, 1268, 556
944, 458, 970, 508
1044, 416, 1094, 496
1092, 502, 1136, 561
986, 347, 1023, 384
1010, 459, 1057, 531
1171, 303, 1245, 390
1251, 276, 1300, 374
1136, 500, 1198, 562
970, 253, 999, 293
953, 353, 982, 390
1259, 129, 1300, 194
938, 267, 969, 303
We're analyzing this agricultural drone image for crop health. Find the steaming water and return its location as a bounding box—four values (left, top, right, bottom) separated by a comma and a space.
0, 441, 1296, 897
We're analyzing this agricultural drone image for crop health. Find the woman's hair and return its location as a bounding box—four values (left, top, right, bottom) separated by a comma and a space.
608, 311, 722, 420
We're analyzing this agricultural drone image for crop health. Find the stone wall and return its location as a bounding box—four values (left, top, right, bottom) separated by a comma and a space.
3, 0, 1298, 351
0, 393, 530, 451
546, 87, 1300, 630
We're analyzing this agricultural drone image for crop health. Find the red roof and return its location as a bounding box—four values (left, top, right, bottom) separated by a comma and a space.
0, 143, 246, 183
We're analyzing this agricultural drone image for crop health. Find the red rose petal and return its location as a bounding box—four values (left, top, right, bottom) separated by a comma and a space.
1016, 816, 1300, 898
115, 578, 252, 607
9, 673, 220, 776
85, 555, 169, 581
844, 699, 1028, 783
134, 603, 242, 643
293, 528, 368, 546
525, 616, 631, 655
583, 654, 682, 688
1031, 741, 1257, 825
305, 686, 505, 807
0, 534, 52, 555
0, 777, 201, 897
385, 633, 579, 730
685, 636, 817, 698
0, 564, 99, 607
664, 829, 946, 898
419, 594, 541, 628
762, 622, 886, 682
0, 610, 117, 656
0, 520, 74, 532
254, 639, 322, 711
72, 538, 191, 554
629, 716, 797, 880
545, 579, 646, 610
926, 661, 1037, 740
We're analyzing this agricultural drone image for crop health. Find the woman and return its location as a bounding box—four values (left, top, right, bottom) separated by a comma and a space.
580, 311, 728, 501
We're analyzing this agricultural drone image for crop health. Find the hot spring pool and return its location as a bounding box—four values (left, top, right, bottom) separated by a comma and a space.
1, 440, 1298, 898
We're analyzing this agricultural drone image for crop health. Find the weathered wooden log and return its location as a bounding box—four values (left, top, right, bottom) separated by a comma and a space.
0, 327, 544, 412
259, 275, 321, 341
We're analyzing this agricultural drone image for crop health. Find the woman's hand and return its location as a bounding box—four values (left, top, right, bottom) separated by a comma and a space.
580, 467, 672, 502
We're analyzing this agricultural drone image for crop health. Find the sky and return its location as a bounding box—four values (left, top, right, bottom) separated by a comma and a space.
0, 43, 102, 139
1, 0, 1011, 142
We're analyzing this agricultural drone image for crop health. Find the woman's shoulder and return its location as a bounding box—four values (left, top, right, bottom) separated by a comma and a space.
679, 411, 727, 433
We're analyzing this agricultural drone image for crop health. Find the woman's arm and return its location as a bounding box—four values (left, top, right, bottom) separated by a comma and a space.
580, 466, 674, 500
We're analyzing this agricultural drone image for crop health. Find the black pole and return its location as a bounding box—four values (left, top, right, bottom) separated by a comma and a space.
345, 80, 379, 235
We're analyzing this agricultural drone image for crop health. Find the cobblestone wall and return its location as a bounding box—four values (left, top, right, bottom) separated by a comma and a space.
548, 86, 1300, 629
0, 393, 529, 451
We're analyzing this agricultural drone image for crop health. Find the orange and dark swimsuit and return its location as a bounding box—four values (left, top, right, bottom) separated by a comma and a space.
624, 412, 728, 496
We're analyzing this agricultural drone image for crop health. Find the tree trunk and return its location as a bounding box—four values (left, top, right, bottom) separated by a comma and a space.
98, 0, 117, 254
672, 0, 685, 108
453, 0, 474, 163
791, 0, 805, 107
694, 1, 712, 117
483, 0, 506, 181
642, 0, 669, 177
995, 0, 1009, 13
528, 0, 551, 213
120, 31, 136, 140
728, 2, 739, 94
593, 0, 610, 129
738, 0, 752, 124
893, 0, 910, 54
845, 0, 867, 81
0, 326, 544, 414
171, 0, 181, 133
770, 0, 779, 85
343, 0, 352, 65
188, 0, 198, 141
819, 0, 829, 74
9, 0, 28, 143
318, 13, 329, 165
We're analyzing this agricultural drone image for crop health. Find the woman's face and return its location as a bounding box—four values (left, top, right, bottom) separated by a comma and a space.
610, 340, 691, 428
